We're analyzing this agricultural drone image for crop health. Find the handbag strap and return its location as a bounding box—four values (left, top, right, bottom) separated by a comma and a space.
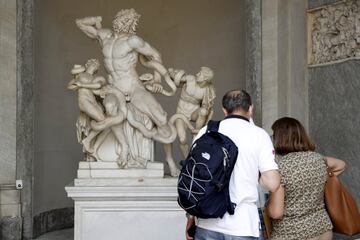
323, 157, 334, 177
324, 157, 345, 177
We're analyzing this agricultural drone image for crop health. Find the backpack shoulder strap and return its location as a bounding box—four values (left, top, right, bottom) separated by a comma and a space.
206, 120, 220, 132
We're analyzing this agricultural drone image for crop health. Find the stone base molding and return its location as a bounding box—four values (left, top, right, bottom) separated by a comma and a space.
66, 177, 185, 240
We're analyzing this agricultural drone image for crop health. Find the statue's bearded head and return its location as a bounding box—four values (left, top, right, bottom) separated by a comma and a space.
113, 9, 141, 34
196, 67, 214, 85
85, 59, 100, 70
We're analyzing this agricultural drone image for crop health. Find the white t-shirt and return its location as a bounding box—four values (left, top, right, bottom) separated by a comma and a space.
194, 116, 278, 237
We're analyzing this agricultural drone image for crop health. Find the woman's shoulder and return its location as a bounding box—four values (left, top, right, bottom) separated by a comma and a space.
276, 151, 323, 164
304, 151, 324, 160
281, 151, 323, 158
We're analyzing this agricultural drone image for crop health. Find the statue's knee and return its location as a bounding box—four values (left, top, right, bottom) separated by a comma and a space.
199, 107, 208, 116
178, 134, 187, 144
158, 113, 168, 126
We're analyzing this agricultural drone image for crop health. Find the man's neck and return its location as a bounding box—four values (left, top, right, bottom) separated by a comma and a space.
226, 111, 250, 120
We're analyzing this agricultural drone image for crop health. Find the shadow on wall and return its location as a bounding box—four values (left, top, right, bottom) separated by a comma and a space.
33, 207, 74, 239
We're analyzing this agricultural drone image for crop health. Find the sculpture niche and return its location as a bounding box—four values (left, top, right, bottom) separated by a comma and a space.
69, 9, 215, 176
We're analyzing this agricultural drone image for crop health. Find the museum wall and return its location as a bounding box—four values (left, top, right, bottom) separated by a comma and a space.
34, 0, 246, 216
309, 60, 360, 208
0, 0, 22, 229
308, 0, 360, 211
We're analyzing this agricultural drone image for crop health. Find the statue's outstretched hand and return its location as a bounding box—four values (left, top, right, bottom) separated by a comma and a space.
149, 83, 163, 93
168, 68, 185, 86
95, 16, 102, 29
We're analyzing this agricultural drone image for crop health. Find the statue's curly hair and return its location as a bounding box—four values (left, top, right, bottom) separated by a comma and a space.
200, 67, 214, 82
113, 9, 141, 34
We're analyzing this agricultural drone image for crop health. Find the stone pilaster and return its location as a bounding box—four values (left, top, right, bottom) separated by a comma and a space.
245, 0, 262, 126
16, 0, 35, 239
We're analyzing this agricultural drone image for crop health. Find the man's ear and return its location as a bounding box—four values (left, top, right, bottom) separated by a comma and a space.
249, 105, 254, 117
222, 108, 229, 116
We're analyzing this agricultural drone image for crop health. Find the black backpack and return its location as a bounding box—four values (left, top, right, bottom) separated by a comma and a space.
177, 120, 238, 218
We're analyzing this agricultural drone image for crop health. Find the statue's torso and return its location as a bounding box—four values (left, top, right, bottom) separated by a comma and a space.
176, 84, 207, 117
102, 35, 142, 93
77, 88, 99, 110
184, 83, 207, 102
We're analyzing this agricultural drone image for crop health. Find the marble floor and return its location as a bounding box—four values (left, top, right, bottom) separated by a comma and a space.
33, 228, 73, 240
31, 228, 360, 240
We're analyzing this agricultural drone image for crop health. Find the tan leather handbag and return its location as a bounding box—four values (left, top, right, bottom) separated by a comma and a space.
260, 207, 272, 239
324, 162, 360, 236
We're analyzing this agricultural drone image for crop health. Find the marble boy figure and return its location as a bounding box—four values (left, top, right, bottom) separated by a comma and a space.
172, 67, 215, 156
67, 59, 107, 155
164, 67, 216, 176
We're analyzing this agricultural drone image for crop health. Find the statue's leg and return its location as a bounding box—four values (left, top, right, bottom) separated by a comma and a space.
82, 130, 100, 153
111, 124, 129, 168
131, 89, 168, 127
194, 107, 208, 130
164, 143, 180, 177
175, 119, 189, 158
78, 100, 106, 154
80, 100, 105, 122
91, 128, 111, 160
131, 89, 177, 142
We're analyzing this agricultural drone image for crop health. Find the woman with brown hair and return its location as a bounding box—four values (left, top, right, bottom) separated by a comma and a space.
267, 117, 345, 240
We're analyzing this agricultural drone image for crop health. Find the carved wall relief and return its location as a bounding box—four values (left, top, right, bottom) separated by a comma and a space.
308, 0, 360, 65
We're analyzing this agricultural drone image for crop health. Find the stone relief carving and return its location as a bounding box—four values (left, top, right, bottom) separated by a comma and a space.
309, 0, 360, 65
69, 9, 215, 176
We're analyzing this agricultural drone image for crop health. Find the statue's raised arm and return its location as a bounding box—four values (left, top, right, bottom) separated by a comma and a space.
75, 16, 112, 42
128, 35, 163, 84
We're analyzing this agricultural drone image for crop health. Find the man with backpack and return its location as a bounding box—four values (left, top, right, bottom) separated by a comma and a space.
182, 89, 280, 240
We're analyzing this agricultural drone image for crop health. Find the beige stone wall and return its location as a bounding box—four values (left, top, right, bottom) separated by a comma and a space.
262, 0, 308, 133
0, 0, 17, 184
0, 0, 21, 222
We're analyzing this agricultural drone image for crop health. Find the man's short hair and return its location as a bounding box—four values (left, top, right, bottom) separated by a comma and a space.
222, 89, 252, 114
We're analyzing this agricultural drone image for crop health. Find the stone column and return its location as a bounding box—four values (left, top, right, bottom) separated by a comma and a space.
261, 0, 308, 133
262, 0, 279, 133
0, 0, 17, 187
16, 0, 35, 239
245, 0, 262, 126
0, 0, 22, 239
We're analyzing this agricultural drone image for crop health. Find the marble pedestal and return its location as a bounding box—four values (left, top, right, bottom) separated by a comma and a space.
65, 162, 186, 240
